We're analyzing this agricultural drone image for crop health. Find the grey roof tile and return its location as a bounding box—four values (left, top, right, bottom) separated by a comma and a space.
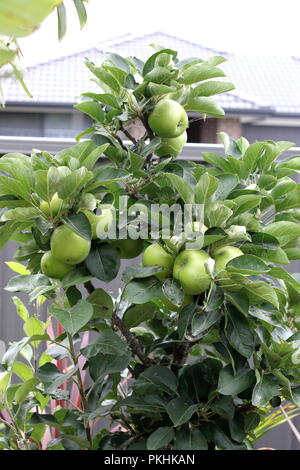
2, 31, 300, 116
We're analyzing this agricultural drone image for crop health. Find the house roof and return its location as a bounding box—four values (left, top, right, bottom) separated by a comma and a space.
2, 31, 300, 116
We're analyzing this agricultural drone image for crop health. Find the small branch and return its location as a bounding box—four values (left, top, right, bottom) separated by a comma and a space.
122, 127, 138, 145
67, 333, 92, 448
111, 312, 151, 368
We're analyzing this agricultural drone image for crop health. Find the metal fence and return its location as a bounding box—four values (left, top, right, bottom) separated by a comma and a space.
0, 136, 299, 449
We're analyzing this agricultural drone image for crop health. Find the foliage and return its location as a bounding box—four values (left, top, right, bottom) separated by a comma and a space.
0, 0, 88, 103
0, 45, 299, 450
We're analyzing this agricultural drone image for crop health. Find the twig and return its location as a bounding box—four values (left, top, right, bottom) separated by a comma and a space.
84, 281, 151, 368
122, 127, 138, 145
111, 312, 151, 368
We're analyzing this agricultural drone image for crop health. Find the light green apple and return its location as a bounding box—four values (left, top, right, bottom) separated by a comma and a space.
81, 208, 113, 240
214, 246, 243, 272
155, 131, 187, 157
41, 251, 74, 279
112, 238, 144, 259
173, 249, 212, 295
50, 224, 91, 265
142, 243, 175, 280
148, 99, 189, 138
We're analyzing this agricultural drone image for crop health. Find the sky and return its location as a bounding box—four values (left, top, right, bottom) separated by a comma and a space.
18, 0, 300, 67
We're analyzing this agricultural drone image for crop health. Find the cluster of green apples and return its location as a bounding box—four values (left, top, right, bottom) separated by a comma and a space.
142, 241, 243, 311
39, 200, 146, 279
148, 99, 189, 157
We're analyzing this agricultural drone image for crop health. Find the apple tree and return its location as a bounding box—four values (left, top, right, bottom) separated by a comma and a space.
0, 46, 300, 450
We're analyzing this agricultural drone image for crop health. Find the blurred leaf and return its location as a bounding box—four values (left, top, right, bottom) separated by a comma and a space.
57, 2, 67, 41
147, 427, 174, 450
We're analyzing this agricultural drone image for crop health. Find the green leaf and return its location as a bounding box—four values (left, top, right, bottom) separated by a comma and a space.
12, 296, 29, 321
57, 167, 92, 199
212, 424, 246, 450
122, 277, 162, 304
137, 365, 178, 396
73, 0, 87, 28
123, 303, 157, 328
175, 429, 207, 450
178, 303, 196, 339
194, 172, 219, 203
57, 2, 67, 41
182, 63, 225, 84
165, 173, 194, 203
166, 397, 198, 427
147, 427, 174, 450
269, 267, 300, 295
190, 81, 235, 97
243, 281, 279, 309
191, 309, 222, 336
13, 362, 33, 381
74, 101, 104, 122
85, 243, 120, 282
205, 203, 233, 227
240, 244, 289, 265
85, 59, 120, 93
217, 365, 255, 395
61, 267, 93, 287
89, 352, 130, 381
87, 288, 114, 319
142, 49, 177, 75
24, 318, 46, 346
185, 97, 225, 117
232, 195, 261, 216
214, 173, 239, 200
225, 305, 255, 357
226, 254, 270, 275
49, 299, 93, 335
81, 330, 128, 358
162, 278, 184, 308
36, 363, 78, 393
64, 212, 92, 241
5, 274, 51, 294
263, 221, 300, 247
122, 265, 164, 283
202, 152, 232, 172
225, 290, 249, 315
15, 377, 40, 404
252, 374, 279, 406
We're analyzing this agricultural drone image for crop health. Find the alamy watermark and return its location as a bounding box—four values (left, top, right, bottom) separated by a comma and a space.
96, 196, 206, 249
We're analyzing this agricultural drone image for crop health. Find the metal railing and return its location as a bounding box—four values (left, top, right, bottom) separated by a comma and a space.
1, 135, 299, 158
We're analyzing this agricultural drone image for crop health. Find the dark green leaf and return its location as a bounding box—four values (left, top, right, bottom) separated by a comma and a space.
49, 299, 93, 335
122, 277, 162, 304
147, 427, 174, 450
217, 365, 255, 395
85, 243, 120, 282
166, 397, 198, 427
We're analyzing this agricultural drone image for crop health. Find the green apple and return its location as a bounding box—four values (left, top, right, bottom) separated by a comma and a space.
40, 250, 74, 279
50, 224, 91, 265
112, 238, 144, 259
155, 131, 187, 157
40, 192, 63, 217
142, 243, 174, 280
160, 293, 193, 312
173, 249, 211, 295
148, 99, 188, 138
81, 208, 113, 240
214, 246, 243, 272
